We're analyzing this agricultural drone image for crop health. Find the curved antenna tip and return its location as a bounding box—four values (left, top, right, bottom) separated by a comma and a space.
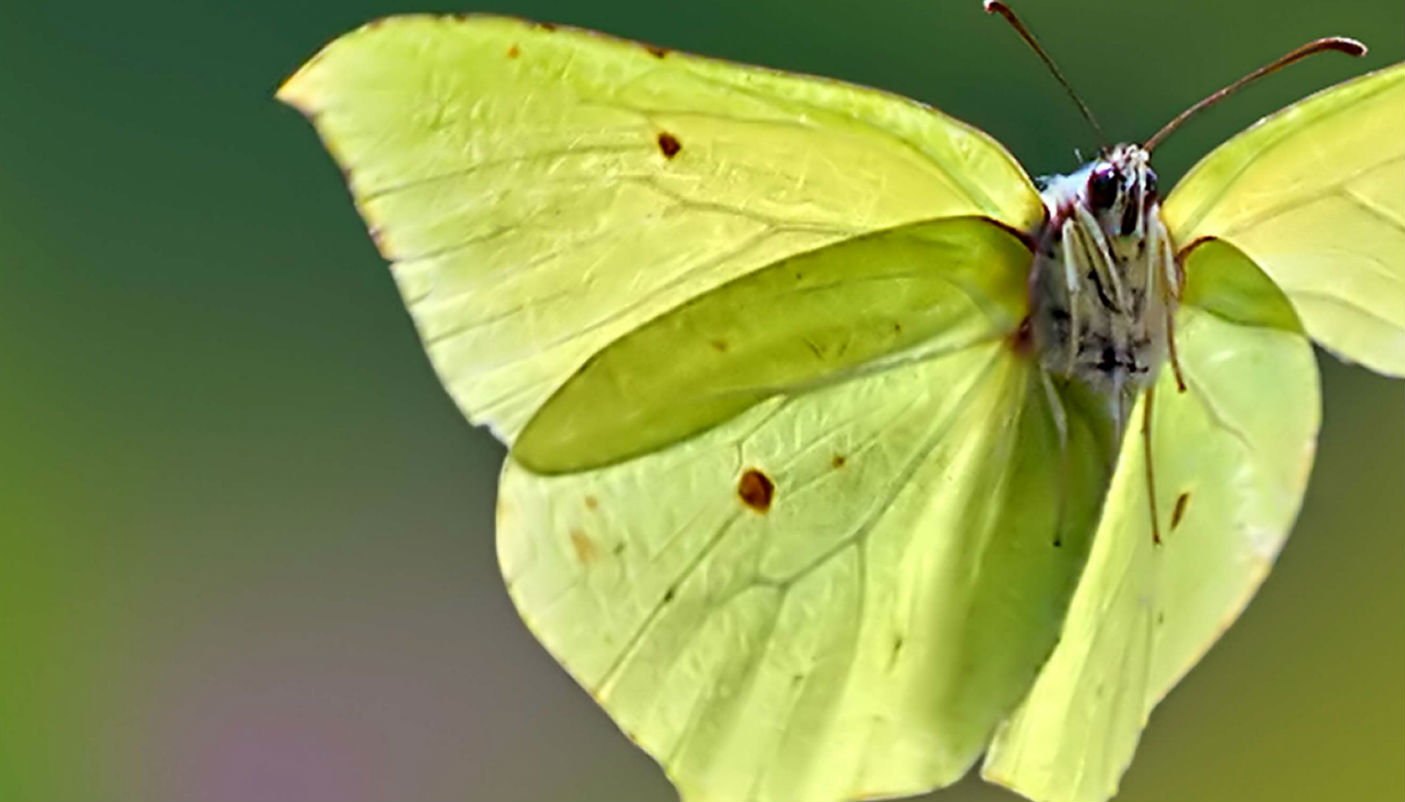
1145, 35, 1371, 152
1327, 36, 1369, 57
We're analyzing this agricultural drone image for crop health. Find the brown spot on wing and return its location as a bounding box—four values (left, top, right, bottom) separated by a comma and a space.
1171, 491, 1190, 530
887, 635, 904, 670
831, 454, 846, 469
645, 45, 669, 58
570, 528, 599, 565
536, 21, 557, 31
710, 339, 728, 352
656, 131, 682, 159
584, 495, 598, 510
737, 468, 775, 513
507, 44, 520, 58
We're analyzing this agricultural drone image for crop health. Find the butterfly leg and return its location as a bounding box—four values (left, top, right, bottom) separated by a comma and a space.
1159, 232, 1187, 392
1060, 219, 1081, 375
1164, 309, 1187, 393
1141, 384, 1163, 545
1039, 370, 1071, 547
1074, 205, 1131, 311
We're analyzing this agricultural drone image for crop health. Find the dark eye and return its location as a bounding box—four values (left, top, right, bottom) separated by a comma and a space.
1087, 164, 1119, 209
1143, 168, 1159, 197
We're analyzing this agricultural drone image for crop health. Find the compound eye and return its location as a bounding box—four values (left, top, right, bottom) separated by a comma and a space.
1144, 168, 1159, 197
1087, 164, 1119, 209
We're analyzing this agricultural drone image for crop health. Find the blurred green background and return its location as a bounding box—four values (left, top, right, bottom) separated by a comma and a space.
1, 0, 1401, 800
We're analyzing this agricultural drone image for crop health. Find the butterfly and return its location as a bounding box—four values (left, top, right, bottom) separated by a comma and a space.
278, 5, 1404, 801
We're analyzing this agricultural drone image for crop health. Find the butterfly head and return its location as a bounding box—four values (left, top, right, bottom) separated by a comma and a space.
1081, 143, 1158, 242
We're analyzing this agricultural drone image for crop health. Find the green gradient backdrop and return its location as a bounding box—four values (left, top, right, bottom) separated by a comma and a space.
1, 1, 1401, 800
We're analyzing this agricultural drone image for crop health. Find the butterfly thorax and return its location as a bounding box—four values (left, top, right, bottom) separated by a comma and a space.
1029, 143, 1178, 414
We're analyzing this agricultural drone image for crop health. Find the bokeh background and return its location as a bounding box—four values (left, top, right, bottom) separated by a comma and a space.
1, 0, 1401, 799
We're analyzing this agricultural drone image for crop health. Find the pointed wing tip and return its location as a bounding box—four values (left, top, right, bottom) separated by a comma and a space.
272, 14, 431, 112
274, 38, 340, 114
274, 71, 311, 111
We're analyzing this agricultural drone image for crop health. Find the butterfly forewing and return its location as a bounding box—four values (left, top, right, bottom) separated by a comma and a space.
277, 15, 1043, 443
1163, 62, 1405, 376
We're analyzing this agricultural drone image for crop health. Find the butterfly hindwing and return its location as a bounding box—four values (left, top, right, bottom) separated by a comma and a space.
500, 331, 1113, 802
514, 217, 1034, 474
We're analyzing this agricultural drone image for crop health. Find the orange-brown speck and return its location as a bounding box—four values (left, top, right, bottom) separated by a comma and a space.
570, 528, 599, 565
1171, 491, 1191, 530
737, 468, 775, 513
507, 44, 520, 58
645, 45, 668, 58
831, 455, 847, 469
657, 131, 682, 159
584, 495, 598, 510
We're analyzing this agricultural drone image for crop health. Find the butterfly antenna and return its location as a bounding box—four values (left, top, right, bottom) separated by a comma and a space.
985, 1, 1107, 148
1145, 37, 1367, 151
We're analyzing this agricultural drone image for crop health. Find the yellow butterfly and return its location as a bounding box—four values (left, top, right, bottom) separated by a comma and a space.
279, 4, 1403, 800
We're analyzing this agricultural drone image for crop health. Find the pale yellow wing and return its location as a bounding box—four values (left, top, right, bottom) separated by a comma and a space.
492, 217, 1115, 802
277, 15, 1042, 442
1164, 61, 1405, 376
983, 240, 1320, 802
499, 344, 1113, 802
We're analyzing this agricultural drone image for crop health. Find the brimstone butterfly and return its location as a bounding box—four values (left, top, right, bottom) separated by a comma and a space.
278, 5, 1403, 801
